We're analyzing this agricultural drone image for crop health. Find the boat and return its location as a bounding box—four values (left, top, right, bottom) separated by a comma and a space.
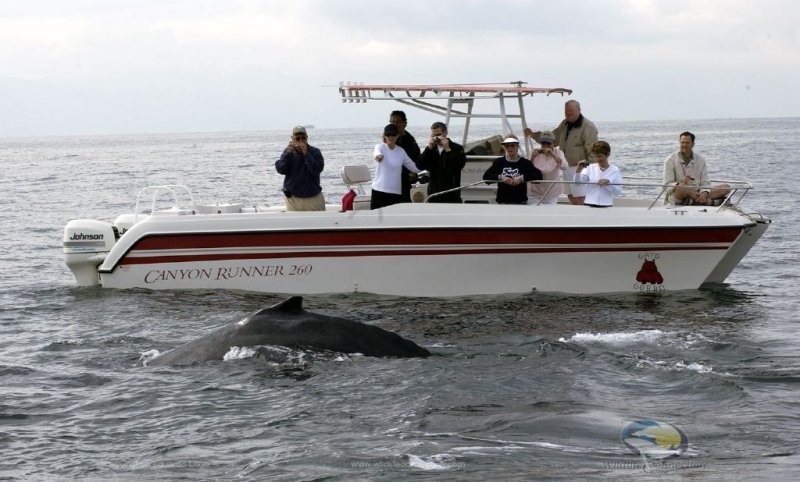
62, 82, 770, 296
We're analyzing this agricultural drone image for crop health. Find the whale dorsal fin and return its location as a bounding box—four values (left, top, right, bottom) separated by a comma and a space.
271, 296, 304, 311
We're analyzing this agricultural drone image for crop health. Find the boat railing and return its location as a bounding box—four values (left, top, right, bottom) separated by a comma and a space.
618, 177, 754, 210
133, 185, 196, 223
424, 177, 753, 210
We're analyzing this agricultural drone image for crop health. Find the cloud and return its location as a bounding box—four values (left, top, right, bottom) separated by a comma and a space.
0, 0, 798, 136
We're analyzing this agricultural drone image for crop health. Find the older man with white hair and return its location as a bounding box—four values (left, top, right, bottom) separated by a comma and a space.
524, 99, 598, 204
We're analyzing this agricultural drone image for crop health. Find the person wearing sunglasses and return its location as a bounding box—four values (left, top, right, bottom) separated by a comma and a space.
275, 125, 326, 211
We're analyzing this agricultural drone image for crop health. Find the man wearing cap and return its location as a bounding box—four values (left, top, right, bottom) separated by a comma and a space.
371, 123, 421, 209
524, 100, 598, 205
416, 122, 467, 203
482, 135, 542, 204
663, 131, 730, 205
275, 126, 326, 211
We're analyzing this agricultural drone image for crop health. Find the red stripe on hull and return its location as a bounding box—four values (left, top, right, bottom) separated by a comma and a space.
131, 227, 743, 251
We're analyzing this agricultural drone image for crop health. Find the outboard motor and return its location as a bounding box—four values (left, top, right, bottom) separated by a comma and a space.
63, 220, 116, 286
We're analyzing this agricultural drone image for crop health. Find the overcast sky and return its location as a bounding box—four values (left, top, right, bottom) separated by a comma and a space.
1, 0, 798, 136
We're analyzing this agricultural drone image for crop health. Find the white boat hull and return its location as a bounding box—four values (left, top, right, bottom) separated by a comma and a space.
64, 203, 768, 296
101, 250, 723, 296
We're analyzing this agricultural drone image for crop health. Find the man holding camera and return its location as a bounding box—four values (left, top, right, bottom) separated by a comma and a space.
415, 122, 467, 203
275, 126, 325, 211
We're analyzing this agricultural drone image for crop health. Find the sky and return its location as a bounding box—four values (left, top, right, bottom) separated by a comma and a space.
1, 0, 798, 136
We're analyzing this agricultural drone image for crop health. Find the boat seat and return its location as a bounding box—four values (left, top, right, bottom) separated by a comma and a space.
341, 164, 371, 185
464, 134, 504, 156
340, 165, 372, 210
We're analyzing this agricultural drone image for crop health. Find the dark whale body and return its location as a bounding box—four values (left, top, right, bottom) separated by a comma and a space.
149, 296, 430, 366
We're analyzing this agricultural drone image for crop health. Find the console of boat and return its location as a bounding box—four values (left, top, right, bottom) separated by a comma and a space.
62, 82, 770, 296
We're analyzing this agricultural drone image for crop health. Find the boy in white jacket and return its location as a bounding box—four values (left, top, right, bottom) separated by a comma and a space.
574, 141, 622, 207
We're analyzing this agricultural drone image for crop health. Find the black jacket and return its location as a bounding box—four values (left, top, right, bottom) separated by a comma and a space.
482, 156, 542, 204
397, 131, 421, 202
416, 139, 467, 203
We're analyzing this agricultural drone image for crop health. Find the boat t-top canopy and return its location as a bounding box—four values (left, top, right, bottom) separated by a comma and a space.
338, 81, 572, 146
338, 82, 572, 100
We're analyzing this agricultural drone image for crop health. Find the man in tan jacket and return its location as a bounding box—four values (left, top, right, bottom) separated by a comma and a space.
663, 131, 729, 205
525, 100, 598, 204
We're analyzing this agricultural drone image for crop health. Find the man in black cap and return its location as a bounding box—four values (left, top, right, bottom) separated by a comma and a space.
275, 126, 325, 211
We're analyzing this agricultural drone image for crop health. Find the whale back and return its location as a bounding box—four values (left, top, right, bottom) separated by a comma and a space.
243, 297, 430, 358
149, 296, 429, 366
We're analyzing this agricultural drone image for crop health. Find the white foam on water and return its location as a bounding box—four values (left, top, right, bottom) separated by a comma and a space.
562, 330, 716, 350
561, 329, 666, 345
223, 346, 257, 361
139, 349, 161, 366
406, 454, 462, 470
453, 435, 605, 455
674, 360, 714, 373
634, 357, 714, 373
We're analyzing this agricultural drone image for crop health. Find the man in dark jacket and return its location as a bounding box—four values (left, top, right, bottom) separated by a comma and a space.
275, 126, 325, 211
389, 110, 421, 202
415, 122, 467, 203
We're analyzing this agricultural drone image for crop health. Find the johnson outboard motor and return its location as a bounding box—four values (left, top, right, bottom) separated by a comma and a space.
63, 220, 116, 286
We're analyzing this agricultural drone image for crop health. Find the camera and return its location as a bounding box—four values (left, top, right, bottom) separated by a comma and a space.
433, 136, 442, 145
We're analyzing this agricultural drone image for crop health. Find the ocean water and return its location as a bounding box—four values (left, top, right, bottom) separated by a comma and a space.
1, 118, 799, 480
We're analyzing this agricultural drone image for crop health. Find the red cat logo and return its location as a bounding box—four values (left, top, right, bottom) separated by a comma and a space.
636, 259, 664, 285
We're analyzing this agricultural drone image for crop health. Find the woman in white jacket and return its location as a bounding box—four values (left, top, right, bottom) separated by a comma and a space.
371, 123, 421, 209
574, 141, 622, 207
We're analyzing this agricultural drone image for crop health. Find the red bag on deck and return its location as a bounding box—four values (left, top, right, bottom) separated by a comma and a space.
341, 189, 356, 212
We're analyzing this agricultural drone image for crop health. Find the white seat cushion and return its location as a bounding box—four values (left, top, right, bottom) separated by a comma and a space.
341, 165, 371, 185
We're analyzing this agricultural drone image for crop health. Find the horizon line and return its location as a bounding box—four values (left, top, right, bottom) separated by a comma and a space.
2, 115, 798, 140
